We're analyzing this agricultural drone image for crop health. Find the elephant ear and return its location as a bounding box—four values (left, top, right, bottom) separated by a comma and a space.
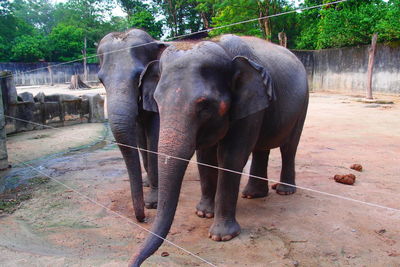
231, 56, 275, 120
139, 60, 160, 113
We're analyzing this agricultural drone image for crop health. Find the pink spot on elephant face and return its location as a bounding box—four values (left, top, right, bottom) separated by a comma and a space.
196, 97, 206, 103
219, 101, 228, 116
175, 88, 182, 94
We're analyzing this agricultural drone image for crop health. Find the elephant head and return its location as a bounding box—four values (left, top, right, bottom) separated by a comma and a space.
97, 29, 166, 222
131, 37, 274, 266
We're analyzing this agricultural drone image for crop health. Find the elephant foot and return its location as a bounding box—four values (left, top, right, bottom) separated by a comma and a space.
195, 198, 214, 218
272, 183, 296, 195
241, 183, 268, 199
144, 188, 158, 209
142, 173, 150, 187
208, 219, 241, 242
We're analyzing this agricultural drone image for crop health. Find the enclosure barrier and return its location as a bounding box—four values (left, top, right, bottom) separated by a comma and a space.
0, 62, 100, 86
1, 72, 105, 135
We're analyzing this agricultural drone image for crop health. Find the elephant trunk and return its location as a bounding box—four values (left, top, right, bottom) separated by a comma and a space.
130, 119, 196, 266
107, 93, 145, 222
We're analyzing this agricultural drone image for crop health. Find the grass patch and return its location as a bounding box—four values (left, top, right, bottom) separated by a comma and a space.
0, 176, 50, 214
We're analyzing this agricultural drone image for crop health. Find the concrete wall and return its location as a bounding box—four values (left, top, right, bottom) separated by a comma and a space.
5, 92, 105, 135
293, 44, 400, 94
1, 72, 104, 135
0, 62, 100, 86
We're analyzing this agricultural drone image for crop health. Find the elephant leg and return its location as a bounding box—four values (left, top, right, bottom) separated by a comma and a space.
143, 112, 159, 209
275, 113, 306, 195
209, 113, 263, 242
195, 145, 218, 219
241, 150, 270, 199
137, 120, 149, 187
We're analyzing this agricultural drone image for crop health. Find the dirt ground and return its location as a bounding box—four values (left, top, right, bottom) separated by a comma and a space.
16, 84, 106, 98
6, 123, 107, 164
0, 92, 400, 267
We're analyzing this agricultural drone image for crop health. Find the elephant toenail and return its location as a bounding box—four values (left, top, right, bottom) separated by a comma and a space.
222, 235, 232, 241
205, 213, 214, 218
211, 235, 221, 241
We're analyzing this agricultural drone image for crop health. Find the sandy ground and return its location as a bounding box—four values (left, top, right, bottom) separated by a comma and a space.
6, 123, 107, 164
0, 92, 400, 267
16, 84, 106, 97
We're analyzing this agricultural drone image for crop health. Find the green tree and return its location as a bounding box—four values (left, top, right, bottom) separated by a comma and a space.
295, 0, 397, 49
118, 0, 148, 16
118, 0, 163, 39
47, 23, 85, 61
376, 0, 400, 42
316, 0, 385, 48
11, 0, 56, 34
206, 0, 294, 43
11, 34, 47, 62
128, 10, 163, 39
151, 0, 203, 37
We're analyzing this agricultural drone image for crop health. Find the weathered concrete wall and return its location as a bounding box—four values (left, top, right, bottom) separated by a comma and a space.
1, 73, 105, 135
293, 44, 400, 94
0, 62, 99, 86
5, 92, 105, 134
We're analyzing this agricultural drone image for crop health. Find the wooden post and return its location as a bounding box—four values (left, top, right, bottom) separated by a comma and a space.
83, 36, 88, 82
366, 33, 378, 99
0, 72, 9, 170
278, 32, 287, 48
47, 64, 54, 86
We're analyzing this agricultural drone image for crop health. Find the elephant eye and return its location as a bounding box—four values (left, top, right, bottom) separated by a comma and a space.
195, 97, 217, 119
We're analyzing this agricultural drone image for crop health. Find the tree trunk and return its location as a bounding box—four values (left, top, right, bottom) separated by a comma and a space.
257, 1, 271, 41
83, 36, 88, 82
278, 32, 287, 48
167, 0, 178, 36
47, 64, 54, 86
201, 12, 209, 29
69, 75, 90, 90
366, 33, 378, 99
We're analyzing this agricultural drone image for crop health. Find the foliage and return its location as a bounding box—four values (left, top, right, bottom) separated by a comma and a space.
11, 0, 56, 34
150, 0, 203, 37
296, 0, 399, 49
375, 0, 400, 42
47, 23, 85, 62
11, 34, 47, 61
128, 10, 163, 39
120, 0, 163, 39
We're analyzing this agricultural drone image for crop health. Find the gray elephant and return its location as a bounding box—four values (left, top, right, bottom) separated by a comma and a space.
97, 29, 166, 222
131, 34, 309, 266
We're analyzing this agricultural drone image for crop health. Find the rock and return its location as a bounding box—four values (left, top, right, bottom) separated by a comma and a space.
350, 164, 363, 172
34, 92, 46, 103
82, 93, 105, 123
334, 174, 356, 185
18, 92, 35, 103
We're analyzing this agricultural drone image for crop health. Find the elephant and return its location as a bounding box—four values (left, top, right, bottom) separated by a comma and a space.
131, 34, 309, 266
97, 29, 167, 222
